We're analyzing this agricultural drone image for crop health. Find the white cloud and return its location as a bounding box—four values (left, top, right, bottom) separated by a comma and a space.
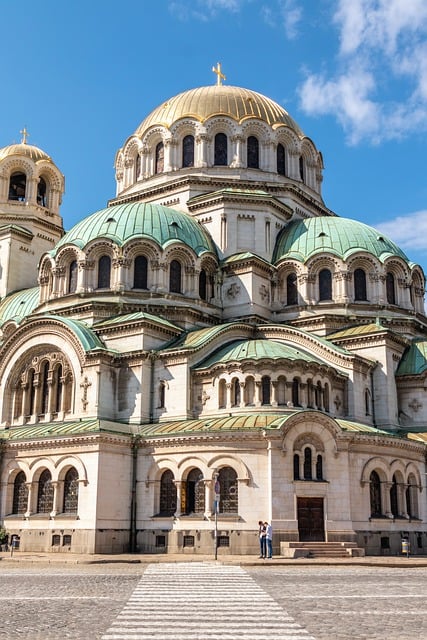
299, 0, 427, 144
261, 0, 302, 39
375, 210, 427, 251
169, 0, 246, 21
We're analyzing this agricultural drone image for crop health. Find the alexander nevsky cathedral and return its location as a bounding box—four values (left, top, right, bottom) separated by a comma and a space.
0, 65, 426, 557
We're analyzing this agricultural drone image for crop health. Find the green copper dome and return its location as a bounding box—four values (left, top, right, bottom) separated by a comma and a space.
273, 217, 410, 265
0, 287, 39, 327
52, 201, 217, 257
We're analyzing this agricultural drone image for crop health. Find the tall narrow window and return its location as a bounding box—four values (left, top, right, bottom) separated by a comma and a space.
303, 447, 312, 480
199, 269, 207, 300
247, 136, 259, 168
218, 467, 238, 513
261, 376, 271, 405
277, 143, 286, 175
386, 272, 396, 305
299, 156, 305, 182
97, 255, 111, 289
37, 177, 47, 206
182, 135, 194, 167
155, 142, 164, 174
370, 470, 382, 517
214, 133, 227, 166
185, 468, 204, 514
28, 369, 36, 416
287, 272, 298, 305
135, 154, 141, 180
169, 260, 182, 293
159, 470, 176, 516
133, 255, 148, 289
293, 454, 300, 480
292, 378, 300, 406
354, 268, 367, 301
63, 467, 79, 513
54, 364, 63, 413
37, 469, 54, 513
390, 474, 398, 517
12, 471, 28, 514
316, 455, 323, 480
231, 378, 241, 407
68, 260, 78, 294
319, 269, 332, 301
9, 172, 26, 201
41, 361, 49, 415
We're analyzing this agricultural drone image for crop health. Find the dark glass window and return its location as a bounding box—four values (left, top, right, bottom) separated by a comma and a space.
63, 467, 79, 513
37, 469, 54, 513
299, 156, 305, 182
54, 365, 63, 413
316, 455, 323, 480
68, 260, 78, 294
390, 474, 398, 517
370, 470, 382, 517
159, 470, 176, 516
28, 369, 36, 416
199, 269, 207, 300
185, 468, 204, 514
12, 471, 28, 514
218, 467, 238, 514
261, 376, 271, 405
41, 361, 49, 415
155, 142, 164, 174
232, 378, 240, 407
354, 268, 367, 301
182, 135, 194, 168
386, 272, 396, 305
247, 136, 259, 168
169, 260, 181, 293
9, 172, 26, 201
214, 133, 227, 166
292, 378, 300, 406
277, 143, 286, 175
293, 454, 300, 480
287, 272, 298, 305
133, 255, 148, 289
37, 177, 47, 206
303, 447, 312, 480
97, 255, 111, 289
319, 269, 332, 301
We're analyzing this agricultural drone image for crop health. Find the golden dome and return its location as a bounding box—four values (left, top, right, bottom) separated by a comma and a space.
0, 143, 53, 164
135, 85, 304, 137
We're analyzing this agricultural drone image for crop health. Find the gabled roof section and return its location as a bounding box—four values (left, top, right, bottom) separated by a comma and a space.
328, 322, 388, 340
396, 340, 427, 376
94, 311, 181, 332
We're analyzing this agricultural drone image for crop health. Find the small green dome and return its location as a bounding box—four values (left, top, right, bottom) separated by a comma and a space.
0, 287, 39, 327
273, 217, 410, 265
52, 201, 217, 257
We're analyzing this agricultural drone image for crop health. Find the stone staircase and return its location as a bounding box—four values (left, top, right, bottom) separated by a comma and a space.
280, 541, 365, 559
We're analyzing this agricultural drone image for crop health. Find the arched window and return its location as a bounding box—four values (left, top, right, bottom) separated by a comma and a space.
292, 378, 300, 406
37, 469, 54, 513
293, 454, 300, 480
159, 469, 176, 516
386, 272, 396, 305
261, 376, 271, 405
286, 272, 298, 305
316, 455, 323, 480
354, 268, 367, 301
218, 379, 226, 408
370, 470, 382, 517
155, 142, 164, 174
319, 269, 332, 301
97, 255, 111, 289
41, 361, 49, 415
37, 177, 47, 206
247, 136, 259, 168
185, 468, 204, 514
299, 156, 305, 182
182, 135, 194, 168
199, 269, 207, 300
244, 376, 255, 406
231, 378, 240, 407
390, 474, 398, 517
68, 260, 78, 294
277, 143, 286, 175
214, 133, 227, 166
303, 447, 313, 480
54, 364, 63, 414
169, 259, 182, 293
63, 467, 79, 513
28, 369, 36, 417
12, 471, 28, 514
218, 467, 238, 513
133, 255, 148, 289
9, 171, 26, 201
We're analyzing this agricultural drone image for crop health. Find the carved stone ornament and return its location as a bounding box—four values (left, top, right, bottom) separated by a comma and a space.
226, 283, 240, 299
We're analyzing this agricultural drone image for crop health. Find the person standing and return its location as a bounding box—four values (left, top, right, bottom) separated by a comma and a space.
265, 521, 273, 558
258, 520, 266, 558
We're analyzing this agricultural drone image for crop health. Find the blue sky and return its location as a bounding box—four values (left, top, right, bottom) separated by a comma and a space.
2, 0, 427, 272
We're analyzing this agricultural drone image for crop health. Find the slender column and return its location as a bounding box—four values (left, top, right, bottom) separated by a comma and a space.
174, 481, 183, 517
50, 481, 60, 517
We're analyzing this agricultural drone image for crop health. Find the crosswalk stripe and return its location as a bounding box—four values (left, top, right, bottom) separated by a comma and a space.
101, 562, 315, 640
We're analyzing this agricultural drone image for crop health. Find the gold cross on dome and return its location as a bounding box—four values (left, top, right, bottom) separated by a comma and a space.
20, 127, 29, 144
212, 62, 226, 86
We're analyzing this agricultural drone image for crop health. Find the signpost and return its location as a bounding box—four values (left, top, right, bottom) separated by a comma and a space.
214, 476, 220, 560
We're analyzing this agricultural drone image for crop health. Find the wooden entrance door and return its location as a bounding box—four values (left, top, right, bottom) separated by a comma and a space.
297, 497, 325, 541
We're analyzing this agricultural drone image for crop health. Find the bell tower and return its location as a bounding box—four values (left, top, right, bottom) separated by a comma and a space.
0, 132, 65, 298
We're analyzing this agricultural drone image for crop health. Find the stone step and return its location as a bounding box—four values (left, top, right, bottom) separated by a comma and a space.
280, 541, 365, 558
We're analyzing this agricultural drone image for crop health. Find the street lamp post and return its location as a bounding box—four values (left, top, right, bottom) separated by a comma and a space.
213, 471, 220, 560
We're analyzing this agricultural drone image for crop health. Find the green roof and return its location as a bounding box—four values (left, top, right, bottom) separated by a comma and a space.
163, 322, 240, 352
43, 315, 107, 352
193, 339, 324, 370
396, 340, 427, 376
328, 322, 388, 340
52, 201, 217, 257
273, 217, 411, 265
94, 311, 181, 331
0, 287, 39, 327
1, 419, 132, 441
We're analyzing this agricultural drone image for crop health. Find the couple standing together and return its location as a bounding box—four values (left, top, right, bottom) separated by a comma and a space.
258, 521, 272, 559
